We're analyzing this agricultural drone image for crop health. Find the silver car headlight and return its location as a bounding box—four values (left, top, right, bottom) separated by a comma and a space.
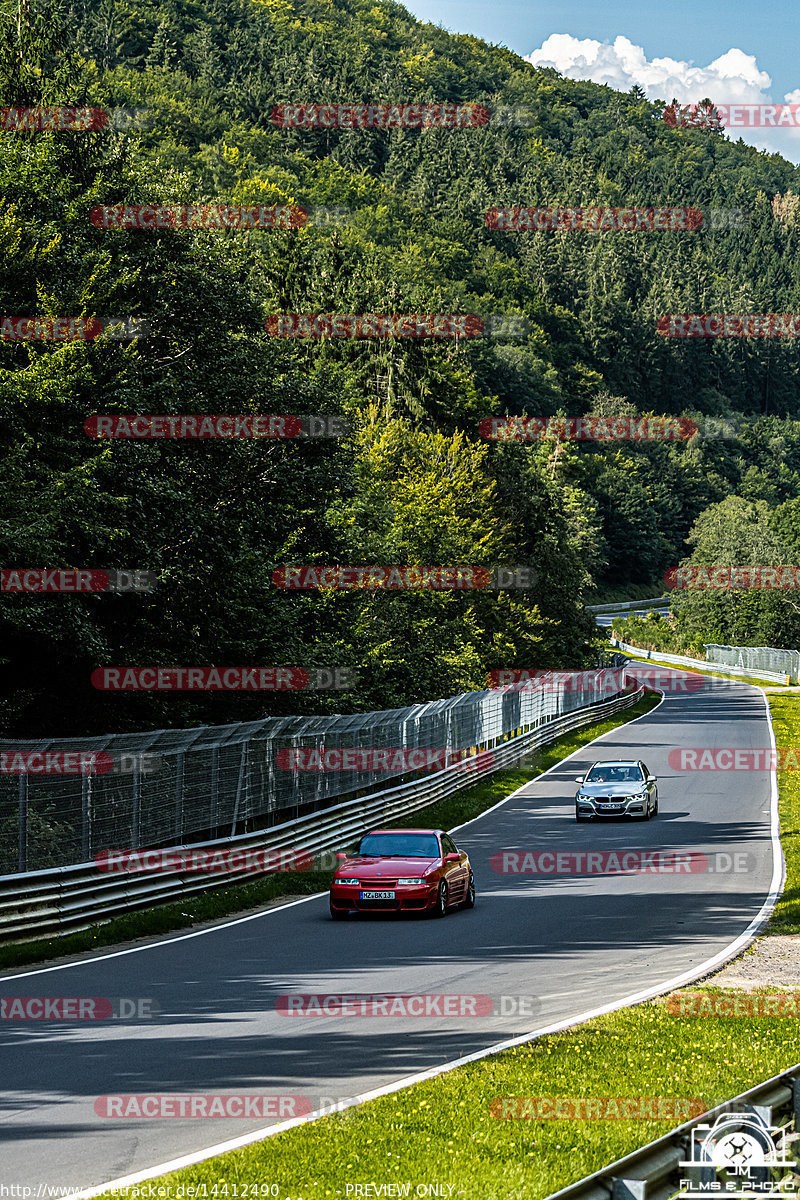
336, 878, 360, 886
397, 877, 426, 885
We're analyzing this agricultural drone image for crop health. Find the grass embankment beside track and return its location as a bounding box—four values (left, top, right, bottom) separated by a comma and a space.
767, 690, 800, 934
94, 689, 800, 1200
0, 694, 659, 972
100, 997, 800, 1200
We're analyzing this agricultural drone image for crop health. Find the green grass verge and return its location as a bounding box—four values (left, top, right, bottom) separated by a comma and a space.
767, 691, 800, 934
0, 694, 659, 972
99, 992, 800, 1200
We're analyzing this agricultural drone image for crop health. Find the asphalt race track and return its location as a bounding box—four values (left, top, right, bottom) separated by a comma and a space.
0, 675, 781, 1193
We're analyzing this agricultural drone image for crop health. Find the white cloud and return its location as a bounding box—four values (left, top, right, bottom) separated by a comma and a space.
524, 34, 800, 160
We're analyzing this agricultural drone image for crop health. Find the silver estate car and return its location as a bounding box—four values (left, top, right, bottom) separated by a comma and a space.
575, 760, 658, 821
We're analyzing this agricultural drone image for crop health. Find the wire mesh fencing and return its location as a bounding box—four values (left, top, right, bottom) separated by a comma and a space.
0, 672, 626, 875
705, 644, 800, 683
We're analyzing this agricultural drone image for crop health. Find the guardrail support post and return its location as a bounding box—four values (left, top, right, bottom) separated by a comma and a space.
612, 1181, 645, 1199
17, 774, 27, 873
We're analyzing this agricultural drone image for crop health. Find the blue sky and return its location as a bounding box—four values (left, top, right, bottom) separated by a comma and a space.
404, 0, 800, 162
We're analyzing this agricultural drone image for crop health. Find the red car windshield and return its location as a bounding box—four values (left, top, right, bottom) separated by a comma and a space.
357, 834, 440, 858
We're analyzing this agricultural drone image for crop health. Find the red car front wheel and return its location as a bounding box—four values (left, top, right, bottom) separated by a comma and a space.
433, 881, 448, 917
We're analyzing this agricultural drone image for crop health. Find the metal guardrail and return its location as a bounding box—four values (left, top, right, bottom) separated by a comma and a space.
586, 597, 669, 614
543, 1062, 800, 1200
0, 687, 644, 941
610, 639, 790, 683
587, 597, 668, 615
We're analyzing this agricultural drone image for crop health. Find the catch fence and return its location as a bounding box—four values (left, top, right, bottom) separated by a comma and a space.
705, 643, 800, 683
1, 673, 623, 875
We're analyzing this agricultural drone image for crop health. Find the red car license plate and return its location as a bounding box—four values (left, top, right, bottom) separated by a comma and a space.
361, 890, 395, 900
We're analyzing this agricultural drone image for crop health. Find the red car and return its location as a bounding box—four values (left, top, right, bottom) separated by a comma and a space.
329, 828, 475, 920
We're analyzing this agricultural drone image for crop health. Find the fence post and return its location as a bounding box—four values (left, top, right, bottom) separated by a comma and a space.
17, 774, 28, 873
81, 773, 92, 861
174, 752, 184, 842
131, 758, 141, 850
210, 746, 219, 836
231, 743, 247, 836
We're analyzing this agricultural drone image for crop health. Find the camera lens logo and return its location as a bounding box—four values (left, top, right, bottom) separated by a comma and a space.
714, 1130, 762, 1168
679, 1109, 797, 1193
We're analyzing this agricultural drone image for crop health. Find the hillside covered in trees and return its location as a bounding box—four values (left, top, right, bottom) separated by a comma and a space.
2, 0, 800, 735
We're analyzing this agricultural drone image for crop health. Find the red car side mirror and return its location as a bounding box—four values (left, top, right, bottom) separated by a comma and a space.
444, 852, 461, 862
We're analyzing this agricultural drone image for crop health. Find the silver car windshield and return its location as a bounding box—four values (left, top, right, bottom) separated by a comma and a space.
586, 764, 644, 783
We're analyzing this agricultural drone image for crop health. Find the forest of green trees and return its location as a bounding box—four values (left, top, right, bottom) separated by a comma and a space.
2, 0, 800, 736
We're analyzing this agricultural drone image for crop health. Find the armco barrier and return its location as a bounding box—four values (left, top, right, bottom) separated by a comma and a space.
0, 687, 643, 941
610, 638, 789, 683
586, 596, 668, 614
543, 1062, 800, 1200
